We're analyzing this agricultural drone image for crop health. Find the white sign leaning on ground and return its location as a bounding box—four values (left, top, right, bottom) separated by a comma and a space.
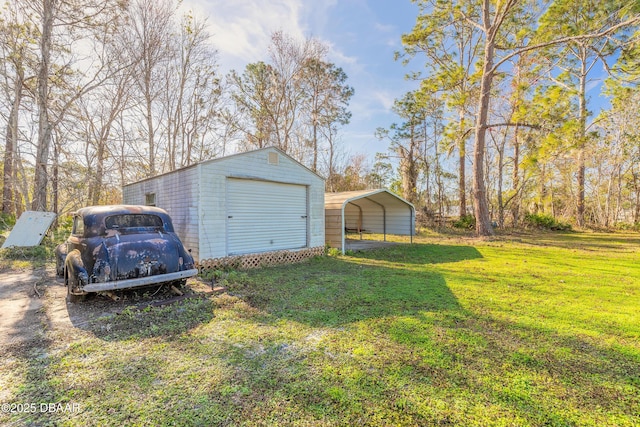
1, 211, 57, 249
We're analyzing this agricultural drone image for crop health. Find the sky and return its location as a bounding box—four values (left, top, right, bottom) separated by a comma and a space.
177, 1, 619, 165
180, 0, 421, 159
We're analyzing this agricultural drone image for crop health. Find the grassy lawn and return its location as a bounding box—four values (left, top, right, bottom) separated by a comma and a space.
1, 231, 638, 426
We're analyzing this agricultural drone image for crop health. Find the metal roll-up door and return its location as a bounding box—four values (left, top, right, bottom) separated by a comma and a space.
226, 178, 308, 255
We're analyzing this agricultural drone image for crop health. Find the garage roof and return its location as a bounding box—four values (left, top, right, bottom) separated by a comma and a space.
325, 189, 415, 253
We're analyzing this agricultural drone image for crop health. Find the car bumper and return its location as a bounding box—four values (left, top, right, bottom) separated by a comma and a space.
81, 269, 199, 293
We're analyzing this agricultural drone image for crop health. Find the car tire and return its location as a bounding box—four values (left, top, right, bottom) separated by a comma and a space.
56, 258, 64, 278
66, 270, 85, 303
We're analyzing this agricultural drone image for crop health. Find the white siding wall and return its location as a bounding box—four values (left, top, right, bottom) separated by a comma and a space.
344, 203, 359, 231
385, 204, 414, 235
345, 201, 384, 232
122, 166, 200, 260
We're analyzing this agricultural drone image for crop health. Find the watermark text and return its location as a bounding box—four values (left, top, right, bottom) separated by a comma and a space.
1, 402, 81, 414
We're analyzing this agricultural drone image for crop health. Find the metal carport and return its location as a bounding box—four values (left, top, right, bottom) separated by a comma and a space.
325, 189, 415, 254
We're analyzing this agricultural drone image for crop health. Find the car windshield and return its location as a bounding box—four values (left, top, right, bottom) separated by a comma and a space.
105, 214, 164, 230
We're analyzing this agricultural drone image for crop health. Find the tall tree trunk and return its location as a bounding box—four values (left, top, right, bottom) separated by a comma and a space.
32, 0, 56, 211
2, 122, 15, 215
604, 166, 614, 227
538, 163, 547, 214
92, 137, 106, 206
52, 137, 59, 225
633, 168, 640, 224
327, 127, 336, 192
145, 88, 156, 176
312, 119, 318, 173
458, 110, 466, 218
497, 142, 504, 229
511, 125, 521, 226
400, 147, 418, 204
434, 121, 444, 219
2, 71, 23, 215
576, 62, 587, 226
472, 5, 495, 236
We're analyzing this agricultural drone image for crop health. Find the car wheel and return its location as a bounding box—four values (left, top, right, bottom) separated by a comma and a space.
56, 258, 64, 277
66, 271, 85, 303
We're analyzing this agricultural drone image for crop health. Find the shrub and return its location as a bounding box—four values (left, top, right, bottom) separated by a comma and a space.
523, 213, 571, 231
0, 245, 52, 261
614, 222, 640, 232
326, 247, 342, 257
0, 213, 16, 233
453, 214, 476, 229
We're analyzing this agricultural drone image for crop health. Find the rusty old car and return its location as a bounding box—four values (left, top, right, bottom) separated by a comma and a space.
56, 205, 198, 301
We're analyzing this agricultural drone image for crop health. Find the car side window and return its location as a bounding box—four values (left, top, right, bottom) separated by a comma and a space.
72, 216, 85, 236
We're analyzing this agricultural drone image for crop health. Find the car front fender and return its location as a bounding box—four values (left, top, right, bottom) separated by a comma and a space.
55, 243, 67, 277
65, 249, 89, 294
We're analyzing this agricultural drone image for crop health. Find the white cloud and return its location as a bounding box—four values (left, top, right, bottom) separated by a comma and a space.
322, 40, 362, 77
372, 90, 396, 111
303, 0, 337, 33
181, 0, 309, 72
180, 0, 370, 78
374, 22, 395, 33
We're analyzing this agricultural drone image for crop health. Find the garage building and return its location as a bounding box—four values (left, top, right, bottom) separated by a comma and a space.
123, 147, 325, 262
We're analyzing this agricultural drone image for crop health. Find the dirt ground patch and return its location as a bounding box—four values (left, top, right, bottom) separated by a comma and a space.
344, 238, 399, 251
0, 267, 212, 353
0, 268, 53, 349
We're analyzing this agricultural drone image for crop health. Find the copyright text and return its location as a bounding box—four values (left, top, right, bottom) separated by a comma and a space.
1, 402, 81, 414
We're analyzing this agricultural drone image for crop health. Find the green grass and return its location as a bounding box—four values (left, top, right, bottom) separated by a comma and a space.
1, 231, 638, 426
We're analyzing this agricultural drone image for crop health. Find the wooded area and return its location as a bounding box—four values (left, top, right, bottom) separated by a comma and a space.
1, 0, 639, 235
390, 0, 640, 234
0, 0, 355, 218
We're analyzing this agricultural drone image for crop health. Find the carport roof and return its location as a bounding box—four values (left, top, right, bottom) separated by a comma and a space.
325, 189, 414, 210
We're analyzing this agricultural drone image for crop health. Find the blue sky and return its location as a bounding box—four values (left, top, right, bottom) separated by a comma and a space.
180, 1, 618, 164
181, 0, 421, 159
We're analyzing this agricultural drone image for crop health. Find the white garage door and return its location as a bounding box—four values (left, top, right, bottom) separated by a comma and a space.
227, 178, 308, 255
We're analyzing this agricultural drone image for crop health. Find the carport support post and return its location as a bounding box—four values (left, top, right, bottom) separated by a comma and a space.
341, 202, 346, 255
410, 206, 414, 244
384, 208, 387, 241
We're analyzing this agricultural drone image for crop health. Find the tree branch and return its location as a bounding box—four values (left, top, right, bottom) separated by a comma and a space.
491, 15, 640, 74
485, 122, 544, 130
456, 7, 485, 33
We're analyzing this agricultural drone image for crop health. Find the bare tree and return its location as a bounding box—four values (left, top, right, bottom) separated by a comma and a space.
76, 69, 133, 205
266, 31, 327, 154
25, 0, 128, 211
162, 13, 222, 170
30, 0, 57, 211
0, 2, 37, 215
120, 0, 175, 177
